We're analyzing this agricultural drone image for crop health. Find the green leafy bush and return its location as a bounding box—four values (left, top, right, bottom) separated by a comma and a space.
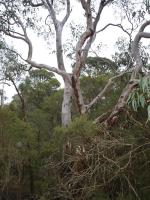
128, 76, 150, 121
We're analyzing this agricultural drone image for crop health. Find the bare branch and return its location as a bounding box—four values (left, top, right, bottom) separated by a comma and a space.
96, 23, 131, 38
82, 34, 96, 64
124, 175, 141, 200
0, 29, 27, 42
74, 0, 113, 77
131, 20, 150, 79
6, 30, 25, 37
139, 20, 150, 32
13, 13, 33, 60
86, 71, 130, 111
44, 0, 71, 72
74, 29, 94, 77
103, 21, 150, 126
44, 0, 59, 28
71, 0, 115, 115
0, 7, 33, 61
28, 1, 44, 7
9, 75, 26, 120
74, 1, 94, 77
0, 81, 10, 86
94, 1, 115, 31
61, 0, 71, 26
103, 0, 114, 6
2, 44, 70, 82
27, 60, 71, 81
80, 0, 87, 11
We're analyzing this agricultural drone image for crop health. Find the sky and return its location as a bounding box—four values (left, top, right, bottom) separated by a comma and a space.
0, 1, 148, 103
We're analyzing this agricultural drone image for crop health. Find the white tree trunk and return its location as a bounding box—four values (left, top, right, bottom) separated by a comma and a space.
61, 79, 72, 127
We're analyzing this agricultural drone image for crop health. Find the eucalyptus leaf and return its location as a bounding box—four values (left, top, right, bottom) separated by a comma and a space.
132, 99, 138, 111
147, 105, 150, 121
139, 94, 146, 108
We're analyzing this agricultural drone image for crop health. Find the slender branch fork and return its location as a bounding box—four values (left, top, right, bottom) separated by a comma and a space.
0, 0, 71, 80
71, 0, 114, 114
86, 70, 132, 111
96, 23, 131, 38
104, 20, 150, 125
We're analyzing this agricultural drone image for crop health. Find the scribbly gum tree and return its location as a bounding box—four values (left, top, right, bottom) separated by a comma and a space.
1, 0, 150, 127
0, 0, 114, 126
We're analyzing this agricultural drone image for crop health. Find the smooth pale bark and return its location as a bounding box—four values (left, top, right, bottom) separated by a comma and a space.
62, 79, 72, 127
0, 0, 114, 127
104, 20, 150, 126
86, 71, 129, 111
71, 1, 112, 115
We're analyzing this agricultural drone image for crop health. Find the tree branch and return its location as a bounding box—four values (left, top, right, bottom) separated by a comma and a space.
0, 7, 33, 61
0, 29, 27, 42
103, 20, 150, 126
44, 0, 59, 28
26, 60, 71, 81
28, 0, 44, 7
61, 0, 71, 26
0, 3, 71, 82
131, 20, 150, 79
72, 0, 114, 114
9, 75, 26, 120
86, 71, 130, 111
74, 0, 93, 77
96, 23, 131, 38
44, 0, 70, 72
13, 13, 33, 60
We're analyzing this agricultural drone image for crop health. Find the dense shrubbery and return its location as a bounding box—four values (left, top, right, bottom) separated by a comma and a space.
43, 114, 150, 200
0, 69, 150, 200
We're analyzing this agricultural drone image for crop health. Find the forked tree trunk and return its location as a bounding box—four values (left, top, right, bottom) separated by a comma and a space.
62, 79, 72, 127
72, 76, 86, 114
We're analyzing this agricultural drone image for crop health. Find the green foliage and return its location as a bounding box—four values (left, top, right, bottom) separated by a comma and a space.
113, 37, 132, 69
81, 74, 110, 104
0, 107, 32, 144
1, 35, 150, 200
83, 56, 118, 76
41, 90, 63, 127
128, 76, 150, 121
147, 105, 150, 121
1, 75, 150, 200
62, 116, 98, 137
113, 37, 150, 70
46, 113, 150, 200
80, 73, 127, 120
17, 69, 60, 109
52, 116, 98, 151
